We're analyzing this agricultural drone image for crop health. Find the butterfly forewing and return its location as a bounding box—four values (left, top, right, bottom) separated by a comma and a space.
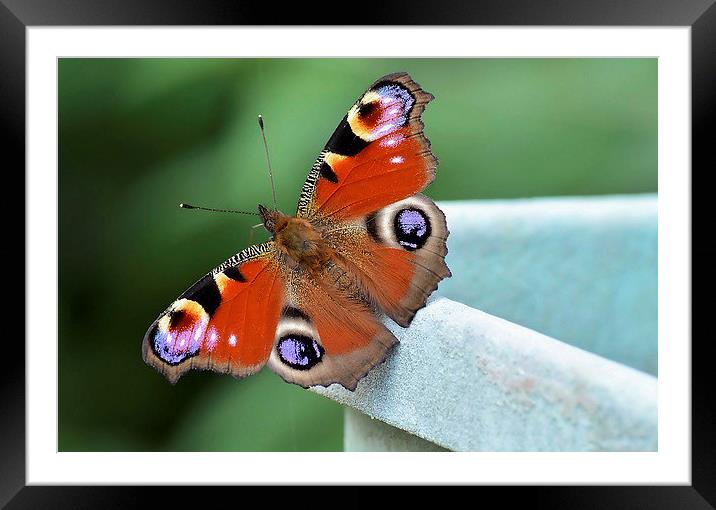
297, 72, 437, 220
142, 242, 284, 383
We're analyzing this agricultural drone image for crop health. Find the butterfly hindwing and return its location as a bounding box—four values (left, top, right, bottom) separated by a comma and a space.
142, 242, 284, 383
361, 193, 451, 326
267, 266, 397, 391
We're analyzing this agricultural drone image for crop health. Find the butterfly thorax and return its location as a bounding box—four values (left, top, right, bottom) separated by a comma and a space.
259, 204, 332, 271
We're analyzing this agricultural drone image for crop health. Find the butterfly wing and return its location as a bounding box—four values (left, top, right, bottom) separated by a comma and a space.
142, 242, 285, 383
297, 72, 437, 220
329, 193, 450, 327
267, 260, 397, 391
298, 72, 450, 328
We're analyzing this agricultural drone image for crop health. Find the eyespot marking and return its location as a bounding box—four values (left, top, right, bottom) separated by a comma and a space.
372, 82, 415, 112
394, 208, 431, 251
168, 309, 186, 328
346, 82, 416, 143
277, 335, 324, 370
358, 100, 378, 117
151, 313, 207, 365
149, 298, 209, 365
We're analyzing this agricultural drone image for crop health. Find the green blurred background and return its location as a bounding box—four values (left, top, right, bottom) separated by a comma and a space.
59, 58, 657, 451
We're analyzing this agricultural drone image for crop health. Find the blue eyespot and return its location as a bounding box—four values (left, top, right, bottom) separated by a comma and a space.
394, 208, 430, 251
151, 324, 201, 365
277, 335, 324, 370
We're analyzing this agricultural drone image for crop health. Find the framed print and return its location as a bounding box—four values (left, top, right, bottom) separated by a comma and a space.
5, 0, 712, 505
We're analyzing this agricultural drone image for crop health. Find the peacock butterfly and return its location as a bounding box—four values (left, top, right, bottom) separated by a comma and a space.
142, 72, 451, 390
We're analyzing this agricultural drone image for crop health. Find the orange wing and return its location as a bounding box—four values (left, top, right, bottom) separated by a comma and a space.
296, 73, 450, 334
319, 193, 451, 329
142, 242, 284, 383
296, 73, 436, 220
267, 262, 397, 391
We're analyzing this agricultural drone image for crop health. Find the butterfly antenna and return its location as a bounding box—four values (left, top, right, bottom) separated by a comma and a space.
179, 203, 260, 216
258, 115, 278, 210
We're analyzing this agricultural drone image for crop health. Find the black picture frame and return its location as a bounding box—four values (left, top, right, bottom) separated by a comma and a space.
5, 0, 712, 506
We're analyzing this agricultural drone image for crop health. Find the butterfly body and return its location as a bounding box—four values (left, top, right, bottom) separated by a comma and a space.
263, 208, 333, 272
143, 72, 450, 390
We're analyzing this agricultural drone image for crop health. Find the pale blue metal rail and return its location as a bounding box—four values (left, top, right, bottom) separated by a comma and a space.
312, 194, 657, 451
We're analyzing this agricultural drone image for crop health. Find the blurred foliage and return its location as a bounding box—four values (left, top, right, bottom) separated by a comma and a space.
58, 58, 656, 451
